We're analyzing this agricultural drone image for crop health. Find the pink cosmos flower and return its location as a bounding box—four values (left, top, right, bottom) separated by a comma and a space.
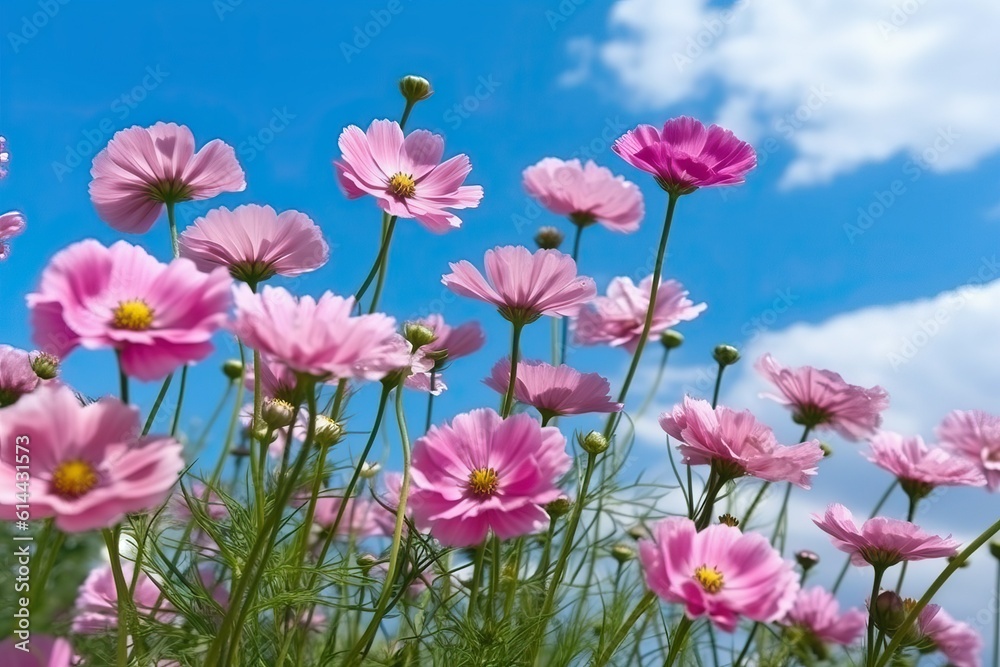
335, 119, 483, 233
0, 636, 75, 667
916, 606, 982, 667
0, 210, 26, 260
574, 275, 706, 352
245, 354, 300, 402
409, 409, 571, 547
781, 586, 866, 646
179, 204, 329, 283
417, 314, 485, 364
613, 116, 757, 194
89, 122, 246, 233
442, 245, 596, 324
0, 344, 39, 407
756, 354, 889, 441
522, 158, 644, 232
638, 517, 798, 631
27, 240, 232, 381
313, 494, 393, 539
233, 284, 407, 382
0, 385, 184, 532
73, 561, 175, 633
812, 503, 959, 568
659, 397, 824, 488
865, 431, 985, 498
484, 357, 622, 420
169, 482, 229, 523
936, 409, 1000, 491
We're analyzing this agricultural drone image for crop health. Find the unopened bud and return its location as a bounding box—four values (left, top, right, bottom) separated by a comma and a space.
262, 398, 296, 429
314, 416, 343, 447
399, 75, 433, 103
579, 430, 609, 455
712, 344, 740, 366
403, 322, 437, 350
222, 359, 244, 380
718, 513, 740, 527
545, 496, 572, 518
30, 352, 59, 380
357, 553, 379, 573
611, 543, 635, 564
534, 226, 564, 250
627, 525, 649, 541
360, 461, 382, 479
795, 550, 820, 572
660, 330, 684, 350
820, 443, 833, 458
872, 591, 906, 633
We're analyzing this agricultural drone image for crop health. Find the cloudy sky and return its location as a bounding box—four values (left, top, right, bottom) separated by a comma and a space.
1, 0, 998, 659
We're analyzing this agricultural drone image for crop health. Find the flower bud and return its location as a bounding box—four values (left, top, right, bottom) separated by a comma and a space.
545, 496, 572, 518
712, 344, 741, 366
992, 540, 1000, 561
820, 443, 833, 458
222, 359, 244, 381
795, 550, 820, 572
399, 75, 433, 103
578, 430, 609, 455
871, 591, 906, 633
30, 352, 59, 380
627, 525, 649, 541
314, 416, 343, 447
403, 322, 437, 350
718, 513, 740, 527
357, 553, 379, 574
660, 330, 684, 350
534, 226, 564, 250
360, 461, 382, 479
262, 398, 296, 429
611, 543, 635, 564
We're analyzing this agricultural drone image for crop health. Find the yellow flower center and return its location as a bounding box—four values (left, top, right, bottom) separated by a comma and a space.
693, 565, 724, 593
468, 467, 499, 497
112, 299, 154, 330
388, 172, 416, 198
51, 459, 99, 498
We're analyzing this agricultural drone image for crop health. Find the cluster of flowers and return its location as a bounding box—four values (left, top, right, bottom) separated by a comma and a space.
1, 76, 997, 667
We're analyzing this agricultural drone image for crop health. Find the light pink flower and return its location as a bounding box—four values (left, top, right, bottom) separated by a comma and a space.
0, 385, 184, 532
442, 245, 596, 324
335, 119, 482, 233
382, 333, 445, 395
613, 116, 757, 194
484, 357, 622, 419
638, 517, 798, 631
27, 240, 232, 381
659, 397, 824, 488
0, 210, 26, 260
233, 284, 407, 382
0, 345, 39, 407
522, 158, 644, 232
812, 503, 959, 568
574, 275, 705, 352
916, 606, 982, 667
409, 409, 571, 547
179, 204, 329, 283
245, 354, 300, 402
0, 636, 75, 667
865, 431, 985, 497
937, 409, 1000, 491
89, 122, 245, 233
756, 354, 889, 441
73, 561, 174, 633
169, 482, 229, 523
782, 586, 866, 646
417, 313, 485, 363
313, 494, 393, 539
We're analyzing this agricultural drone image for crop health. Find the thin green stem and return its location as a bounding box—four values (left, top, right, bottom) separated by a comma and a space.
771, 424, 812, 553
116, 350, 129, 404
142, 372, 174, 435
501, 322, 525, 417
636, 347, 670, 420
399, 99, 416, 130
733, 622, 759, 667
663, 616, 693, 667
425, 371, 437, 432
866, 567, 886, 667
355, 214, 397, 307
711, 362, 726, 408
742, 482, 771, 527
103, 528, 136, 666
994, 557, 1000, 667
559, 224, 584, 364
468, 540, 488, 621
170, 365, 188, 437
488, 534, 502, 621
592, 591, 656, 666
894, 495, 919, 592
832, 480, 899, 594
166, 200, 179, 258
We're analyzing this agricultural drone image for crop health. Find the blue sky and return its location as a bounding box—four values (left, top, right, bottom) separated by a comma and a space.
3, 0, 1000, 655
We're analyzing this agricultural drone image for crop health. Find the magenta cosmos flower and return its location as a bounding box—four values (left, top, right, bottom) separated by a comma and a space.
522, 158, 644, 232
28, 240, 232, 381
575, 275, 705, 352
484, 357, 622, 420
312, 494, 394, 540
89, 122, 245, 233
781, 586, 866, 647
865, 431, 985, 499
335, 119, 483, 233
660, 397, 824, 488
73, 561, 174, 633
417, 313, 485, 364
409, 409, 571, 547
233, 284, 407, 382
915, 606, 982, 667
812, 503, 959, 569
638, 517, 798, 631
756, 354, 889, 441
0, 636, 75, 667
179, 204, 329, 284
0, 344, 39, 407
937, 409, 1000, 491
442, 245, 596, 325
0, 385, 184, 532
613, 116, 757, 194
0, 210, 25, 260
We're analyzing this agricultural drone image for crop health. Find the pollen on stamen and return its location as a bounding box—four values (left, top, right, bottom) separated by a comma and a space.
51, 459, 99, 499
693, 564, 724, 593
388, 172, 417, 198
468, 467, 499, 497
112, 299, 155, 331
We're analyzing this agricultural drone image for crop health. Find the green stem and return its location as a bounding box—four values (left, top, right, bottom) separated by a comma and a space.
399, 99, 416, 130
636, 347, 670, 420
170, 365, 188, 437
103, 528, 136, 667
771, 424, 812, 553
733, 622, 759, 667
832, 480, 899, 594
142, 373, 174, 435
592, 591, 656, 666
742, 482, 771, 527
116, 350, 129, 404
468, 540, 488, 621
866, 567, 886, 667
501, 322, 525, 417
663, 616, 693, 667
711, 362, 726, 408
425, 371, 437, 432
994, 557, 1000, 667
166, 200, 179, 258
355, 214, 397, 306
894, 495, 919, 592
488, 534, 502, 621
559, 224, 584, 364
503, 538, 523, 617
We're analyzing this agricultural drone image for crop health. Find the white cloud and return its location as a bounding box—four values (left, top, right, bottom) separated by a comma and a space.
576, 0, 1000, 187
